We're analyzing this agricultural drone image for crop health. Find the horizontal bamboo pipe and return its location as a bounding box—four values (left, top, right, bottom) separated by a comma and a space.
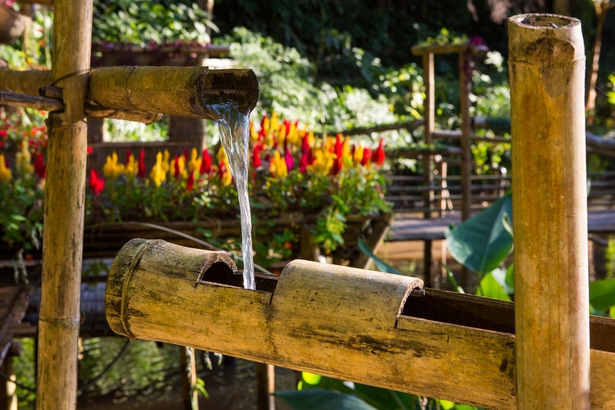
89, 66, 259, 119
104, 239, 615, 409
0, 66, 259, 119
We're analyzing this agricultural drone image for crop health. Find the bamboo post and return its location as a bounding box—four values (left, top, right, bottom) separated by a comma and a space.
458, 48, 473, 289
36, 0, 93, 408
422, 52, 435, 288
509, 14, 589, 409
179, 346, 199, 410
256, 362, 275, 410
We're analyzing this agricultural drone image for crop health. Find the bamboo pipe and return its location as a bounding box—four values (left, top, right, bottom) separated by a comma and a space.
89, 66, 259, 119
37, 0, 93, 408
509, 14, 589, 409
105, 239, 615, 409
0, 67, 260, 119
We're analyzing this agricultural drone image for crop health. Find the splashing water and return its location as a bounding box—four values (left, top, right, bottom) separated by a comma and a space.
213, 104, 255, 290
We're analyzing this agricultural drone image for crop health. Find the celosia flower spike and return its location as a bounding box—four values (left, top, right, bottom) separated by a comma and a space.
0, 154, 12, 182
373, 138, 386, 166
200, 148, 212, 174
89, 169, 105, 195
138, 149, 146, 178
33, 154, 46, 180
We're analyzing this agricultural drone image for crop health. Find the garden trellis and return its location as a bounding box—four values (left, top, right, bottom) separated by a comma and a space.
1, 5, 615, 410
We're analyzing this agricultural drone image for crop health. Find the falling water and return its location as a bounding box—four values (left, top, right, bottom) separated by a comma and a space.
213, 103, 255, 290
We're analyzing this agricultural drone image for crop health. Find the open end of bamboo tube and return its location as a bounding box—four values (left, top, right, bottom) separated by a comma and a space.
512, 13, 575, 28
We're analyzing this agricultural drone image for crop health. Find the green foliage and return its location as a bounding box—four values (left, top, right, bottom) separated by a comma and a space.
358, 238, 401, 275
92, 0, 217, 46
277, 389, 378, 410
78, 339, 180, 402
444, 193, 513, 275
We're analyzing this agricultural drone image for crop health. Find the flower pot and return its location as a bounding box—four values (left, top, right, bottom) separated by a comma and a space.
0, 7, 28, 45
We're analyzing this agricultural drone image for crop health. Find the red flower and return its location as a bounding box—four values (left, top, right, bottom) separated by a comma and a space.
299, 148, 311, 173
0, 130, 7, 138
332, 134, 344, 175
372, 138, 386, 166
186, 171, 194, 191
173, 155, 180, 179
87, 146, 94, 155
252, 144, 262, 168
200, 148, 212, 174
284, 148, 294, 172
301, 134, 310, 152
33, 154, 46, 180
89, 169, 105, 195
182, 149, 189, 161
361, 148, 372, 166
138, 149, 146, 178
125, 150, 132, 164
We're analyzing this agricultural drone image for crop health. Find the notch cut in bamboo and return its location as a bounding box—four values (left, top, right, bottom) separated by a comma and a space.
105, 238, 615, 409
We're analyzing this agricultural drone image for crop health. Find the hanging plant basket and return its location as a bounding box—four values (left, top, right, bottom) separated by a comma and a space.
0, 7, 28, 45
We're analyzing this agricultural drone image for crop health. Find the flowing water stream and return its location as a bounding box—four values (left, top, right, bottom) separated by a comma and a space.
212, 103, 255, 290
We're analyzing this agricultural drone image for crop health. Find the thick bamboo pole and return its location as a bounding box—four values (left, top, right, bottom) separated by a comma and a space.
36, 0, 93, 408
105, 239, 615, 409
509, 14, 589, 409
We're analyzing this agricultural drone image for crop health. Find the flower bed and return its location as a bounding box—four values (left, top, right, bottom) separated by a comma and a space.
0, 111, 391, 269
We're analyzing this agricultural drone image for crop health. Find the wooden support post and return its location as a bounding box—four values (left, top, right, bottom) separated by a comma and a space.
509, 14, 589, 409
179, 346, 199, 410
36, 0, 92, 408
422, 52, 435, 288
459, 48, 473, 290
256, 362, 275, 410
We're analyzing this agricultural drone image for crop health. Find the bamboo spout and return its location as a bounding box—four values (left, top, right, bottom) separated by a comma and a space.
0, 67, 260, 119
89, 66, 259, 119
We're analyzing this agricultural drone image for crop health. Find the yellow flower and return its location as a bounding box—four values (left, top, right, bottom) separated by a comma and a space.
149, 152, 166, 187
250, 122, 259, 143
217, 147, 228, 164
278, 124, 287, 147
219, 157, 233, 186
188, 148, 201, 173
102, 152, 125, 179
175, 155, 188, 179
287, 122, 300, 147
0, 154, 12, 182
308, 149, 334, 175
161, 149, 171, 174
269, 150, 288, 179
125, 154, 138, 179
269, 112, 280, 138
353, 144, 365, 166
16, 142, 34, 175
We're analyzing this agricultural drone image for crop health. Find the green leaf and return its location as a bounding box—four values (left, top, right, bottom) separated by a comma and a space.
440, 400, 455, 410
476, 272, 511, 301
276, 389, 377, 410
302, 372, 322, 386
444, 265, 464, 293
358, 238, 401, 274
445, 193, 513, 274
505, 263, 514, 293
589, 278, 615, 311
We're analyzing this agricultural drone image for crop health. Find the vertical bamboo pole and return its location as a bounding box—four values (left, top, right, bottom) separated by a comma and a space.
422, 52, 434, 288
179, 347, 199, 410
459, 49, 473, 289
509, 14, 589, 409
256, 362, 275, 410
37, 0, 93, 408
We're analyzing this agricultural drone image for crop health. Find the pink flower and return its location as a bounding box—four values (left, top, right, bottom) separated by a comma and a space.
284, 148, 294, 172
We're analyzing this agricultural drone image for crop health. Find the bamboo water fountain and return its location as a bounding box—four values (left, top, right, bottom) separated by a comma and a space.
101, 13, 615, 410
